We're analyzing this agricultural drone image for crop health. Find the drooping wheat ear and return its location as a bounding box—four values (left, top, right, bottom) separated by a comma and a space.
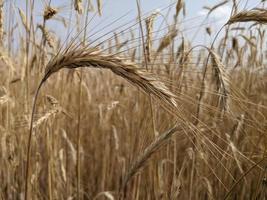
227, 8, 267, 25
74, 0, 83, 14
44, 47, 177, 108
43, 6, 58, 20
120, 124, 179, 197
25, 45, 177, 199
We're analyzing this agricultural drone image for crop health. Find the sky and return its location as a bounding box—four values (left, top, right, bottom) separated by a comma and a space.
12, 0, 266, 47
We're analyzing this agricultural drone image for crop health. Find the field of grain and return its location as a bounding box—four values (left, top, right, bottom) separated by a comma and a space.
0, 0, 267, 199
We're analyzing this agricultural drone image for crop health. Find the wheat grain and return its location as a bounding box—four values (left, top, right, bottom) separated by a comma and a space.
157, 29, 177, 53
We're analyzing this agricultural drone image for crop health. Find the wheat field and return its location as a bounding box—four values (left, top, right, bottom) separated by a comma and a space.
0, 0, 267, 199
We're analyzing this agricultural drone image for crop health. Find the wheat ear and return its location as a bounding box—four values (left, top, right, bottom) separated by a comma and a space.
25, 46, 177, 200
120, 124, 180, 198
227, 8, 267, 24
44, 47, 177, 107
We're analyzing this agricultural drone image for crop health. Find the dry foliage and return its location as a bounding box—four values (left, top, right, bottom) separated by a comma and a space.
0, 1, 267, 200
